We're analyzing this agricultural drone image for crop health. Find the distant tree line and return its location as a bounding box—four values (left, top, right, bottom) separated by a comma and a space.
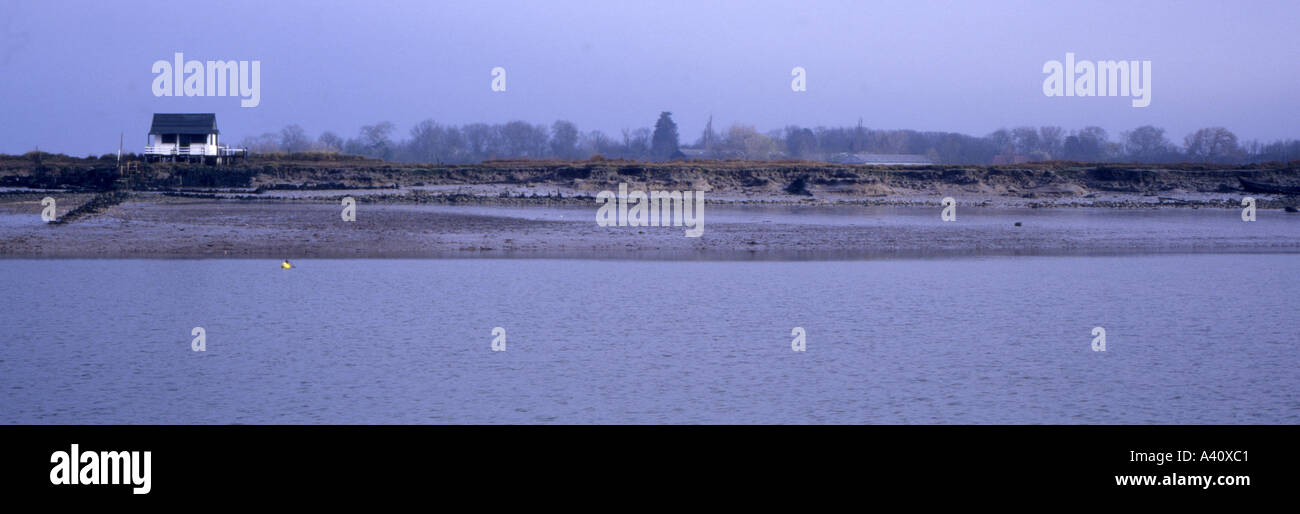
237, 113, 1300, 165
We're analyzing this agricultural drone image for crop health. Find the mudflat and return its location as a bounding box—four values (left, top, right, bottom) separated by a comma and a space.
2, 187, 1297, 259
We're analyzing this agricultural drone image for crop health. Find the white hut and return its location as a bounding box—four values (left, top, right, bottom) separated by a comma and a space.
144, 113, 246, 164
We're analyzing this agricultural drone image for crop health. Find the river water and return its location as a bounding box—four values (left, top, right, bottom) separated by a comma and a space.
1, 254, 1295, 424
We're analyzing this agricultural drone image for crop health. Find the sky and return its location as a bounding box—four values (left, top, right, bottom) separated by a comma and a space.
2, 0, 1297, 156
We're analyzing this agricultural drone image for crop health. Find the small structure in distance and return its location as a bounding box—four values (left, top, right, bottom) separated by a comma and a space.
144, 113, 247, 164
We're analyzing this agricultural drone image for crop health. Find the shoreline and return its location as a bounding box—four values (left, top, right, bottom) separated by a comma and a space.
4, 161, 1298, 259
2, 190, 1298, 259
5, 248, 1300, 261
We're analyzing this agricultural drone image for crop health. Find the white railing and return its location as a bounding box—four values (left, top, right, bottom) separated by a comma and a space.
144, 144, 211, 155
144, 145, 247, 158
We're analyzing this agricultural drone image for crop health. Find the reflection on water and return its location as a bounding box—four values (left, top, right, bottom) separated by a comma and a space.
0, 254, 1296, 424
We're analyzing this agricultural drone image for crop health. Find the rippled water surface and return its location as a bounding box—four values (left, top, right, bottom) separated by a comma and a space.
1, 255, 1296, 423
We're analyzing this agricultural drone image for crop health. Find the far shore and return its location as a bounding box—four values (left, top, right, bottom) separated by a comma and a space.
2, 191, 1298, 259
2, 159, 1298, 259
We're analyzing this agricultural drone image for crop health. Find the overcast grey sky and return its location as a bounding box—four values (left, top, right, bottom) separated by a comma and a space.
2, 0, 1296, 155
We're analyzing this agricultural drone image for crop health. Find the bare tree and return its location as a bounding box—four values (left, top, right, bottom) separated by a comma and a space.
317, 131, 343, 152
1184, 127, 1241, 163
581, 130, 617, 158
462, 123, 498, 160
550, 120, 580, 159
356, 122, 396, 159
785, 126, 817, 159
1011, 127, 1040, 156
1122, 126, 1175, 162
279, 124, 309, 153
696, 115, 719, 153
1038, 126, 1064, 158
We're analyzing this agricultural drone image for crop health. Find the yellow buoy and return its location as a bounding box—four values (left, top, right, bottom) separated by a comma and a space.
281, 260, 292, 269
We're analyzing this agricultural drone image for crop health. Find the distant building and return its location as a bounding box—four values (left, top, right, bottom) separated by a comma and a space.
144, 113, 246, 164
827, 153, 934, 166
